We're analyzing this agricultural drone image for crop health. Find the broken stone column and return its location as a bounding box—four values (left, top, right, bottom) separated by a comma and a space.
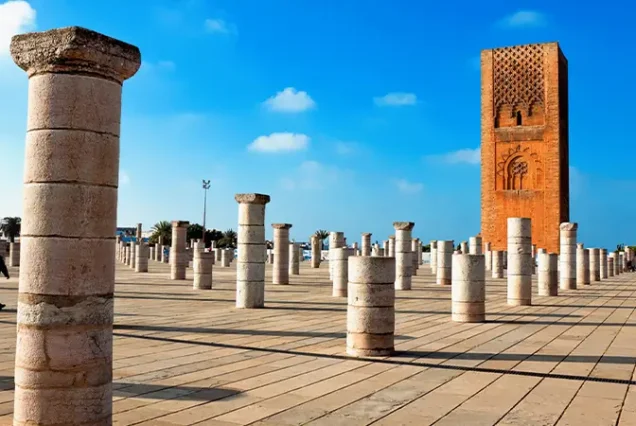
272, 223, 291, 284
430, 240, 438, 273
383, 240, 389, 257
136, 222, 142, 240
9, 242, 20, 267
600, 248, 608, 279
507, 218, 532, 306
411, 238, 420, 276
538, 252, 558, 296
620, 252, 626, 272
436, 240, 454, 285
394, 222, 414, 290
589, 248, 601, 281
559, 222, 577, 290
124, 244, 131, 266
484, 242, 492, 271
130, 241, 137, 269
170, 221, 189, 280
608, 256, 615, 277
193, 250, 213, 290
388, 235, 396, 258
332, 247, 352, 297
492, 250, 504, 278
222, 248, 232, 267
451, 253, 485, 322
149, 245, 155, 261
346, 256, 395, 357
361, 233, 372, 256
311, 235, 321, 268
329, 231, 345, 280
460, 241, 468, 253
10, 26, 140, 426
610, 252, 619, 276
289, 242, 300, 275
469, 236, 482, 255
577, 244, 590, 286
215, 247, 223, 263
235, 193, 270, 308
135, 242, 148, 273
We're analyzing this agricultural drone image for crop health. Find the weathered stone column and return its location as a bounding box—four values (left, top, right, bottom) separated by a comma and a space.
608, 256, 615, 277
469, 236, 482, 255
430, 240, 438, 273
215, 247, 223, 263
484, 242, 492, 271
346, 256, 395, 357
492, 250, 504, 278
507, 218, 532, 306
311, 235, 321, 268
577, 244, 590, 286
9, 242, 20, 267
418, 240, 423, 265
332, 247, 352, 297
451, 253, 485, 322
538, 252, 558, 296
589, 248, 601, 281
458, 241, 467, 253
267, 251, 273, 264
388, 235, 396, 258
329, 231, 345, 280
235, 193, 270, 309
222, 248, 232, 267
136, 222, 142, 240
10, 26, 140, 426
609, 252, 618, 276
383, 240, 389, 257
559, 222, 577, 290
193, 250, 213, 290
600, 248, 608, 279
411, 238, 420, 276
361, 233, 372, 256
130, 241, 137, 269
289, 243, 300, 275
149, 245, 155, 261
620, 251, 626, 272
124, 244, 131, 266
393, 222, 414, 290
436, 240, 454, 285
170, 221, 189, 280
135, 242, 148, 273
272, 223, 291, 284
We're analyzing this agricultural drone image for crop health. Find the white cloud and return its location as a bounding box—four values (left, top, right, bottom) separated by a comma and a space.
0, 0, 36, 57
204, 18, 236, 35
120, 170, 130, 186
498, 10, 547, 29
373, 92, 418, 107
394, 178, 423, 194
263, 87, 316, 113
426, 147, 481, 165
281, 160, 351, 191
248, 132, 309, 153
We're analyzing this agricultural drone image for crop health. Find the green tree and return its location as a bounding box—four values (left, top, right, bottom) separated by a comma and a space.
219, 228, 237, 248
422, 244, 431, 253
187, 223, 204, 243
149, 221, 172, 245
314, 229, 329, 249
1, 217, 21, 243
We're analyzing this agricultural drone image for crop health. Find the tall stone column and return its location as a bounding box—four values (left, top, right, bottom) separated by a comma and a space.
538, 252, 558, 296
600, 248, 608, 279
393, 222, 414, 290
484, 242, 492, 271
289, 242, 300, 275
418, 240, 423, 265
361, 233, 372, 256
388, 235, 396, 257
311, 235, 321, 268
332, 247, 352, 297
193, 250, 213, 290
10, 26, 140, 426
272, 224, 291, 284
436, 240, 453, 285
451, 253, 485, 322
235, 193, 270, 308
608, 256, 615, 277
125, 244, 131, 266
130, 241, 137, 269
135, 242, 148, 273
136, 223, 142, 241
589, 248, 601, 281
620, 251, 626, 272
469, 236, 482, 255
507, 218, 532, 306
492, 250, 504, 278
577, 244, 590, 286
559, 222, 577, 290
346, 256, 395, 357
430, 240, 438, 273
170, 221, 189, 280
329, 231, 345, 280
411, 238, 420, 276
609, 252, 619, 276
9, 242, 20, 267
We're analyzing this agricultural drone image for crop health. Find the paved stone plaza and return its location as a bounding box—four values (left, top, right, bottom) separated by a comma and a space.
1, 261, 636, 425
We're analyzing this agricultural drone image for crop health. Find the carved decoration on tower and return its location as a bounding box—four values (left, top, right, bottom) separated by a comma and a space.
495, 144, 543, 190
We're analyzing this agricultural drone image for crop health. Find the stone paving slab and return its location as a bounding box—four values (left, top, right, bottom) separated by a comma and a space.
0, 261, 635, 425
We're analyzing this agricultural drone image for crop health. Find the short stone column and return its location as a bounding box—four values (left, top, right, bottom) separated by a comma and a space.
383, 240, 389, 257
346, 256, 395, 357
430, 240, 438, 273
130, 242, 137, 269
311, 235, 321, 268
289, 243, 300, 275
492, 250, 504, 278
458, 241, 467, 253
469, 236, 482, 255
507, 218, 532, 306
436, 240, 454, 285
609, 252, 619, 276
149, 245, 155, 261
620, 252, 626, 272
235, 193, 270, 309
135, 242, 149, 273
388, 235, 396, 257
332, 247, 352, 297
136, 222, 142, 240
418, 240, 423, 265
9, 242, 20, 267
329, 231, 345, 280
10, 26, 140, 426
538, 252, 558, 296
451, 253, 485, 322
484, 242, 492, 271
600, 248, 608, 279
125, 244, 131, 266
170, 221, 189, 280
589, 248, 601, 281
215, 247, 223, 263
559, 222, 577, 290
394, 222, 414, 290
222, 248, 232, 267
272, 223, 292, 284
411, 238, 420, 275
608, 256, 615, 277
577, 244, 590, 286
193, 250, 213, 290
361, 233, 372, 256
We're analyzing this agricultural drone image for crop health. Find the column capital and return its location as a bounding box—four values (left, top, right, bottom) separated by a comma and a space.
559, 222, 578, 231
11, 26, 141, 83
171, 220, 190, 228
361, 232, 372, 237
235, 193, 270, 204
272, 223, 292, 230
393, 222, 415, 231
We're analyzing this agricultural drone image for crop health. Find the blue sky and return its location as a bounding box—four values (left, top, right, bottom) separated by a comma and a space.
0, 0, 634, 247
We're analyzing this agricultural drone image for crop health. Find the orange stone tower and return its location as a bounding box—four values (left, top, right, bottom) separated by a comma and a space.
480, 42, 569, 254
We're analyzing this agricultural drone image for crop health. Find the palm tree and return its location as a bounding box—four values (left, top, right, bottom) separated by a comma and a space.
220, 228, 237, 248
1, 217, 21, 243
187, 223, 204, 243
150, 221, 172, 245
314, 229, 329, 249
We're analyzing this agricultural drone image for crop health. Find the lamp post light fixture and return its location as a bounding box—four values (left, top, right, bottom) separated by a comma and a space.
202, 179, 211, 244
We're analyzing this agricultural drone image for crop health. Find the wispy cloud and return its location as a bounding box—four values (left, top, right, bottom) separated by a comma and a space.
0, 0, 36, 58
425, 147, 481, 165
263, 87, 316, 113
204, 18, 237, 35
497, 10, 547, 29
248, 132, 309, 153
374, 92, 418, 107
281, 160, 352, 191
394, 178, 423, 194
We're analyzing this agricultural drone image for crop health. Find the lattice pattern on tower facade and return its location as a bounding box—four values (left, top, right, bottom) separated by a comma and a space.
493, 44, 545, 112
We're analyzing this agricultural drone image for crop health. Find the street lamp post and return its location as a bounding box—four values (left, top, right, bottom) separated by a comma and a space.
202, 179, 211, 245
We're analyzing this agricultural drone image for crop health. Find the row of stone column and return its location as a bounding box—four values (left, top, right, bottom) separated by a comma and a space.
0, 241, 20, 267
